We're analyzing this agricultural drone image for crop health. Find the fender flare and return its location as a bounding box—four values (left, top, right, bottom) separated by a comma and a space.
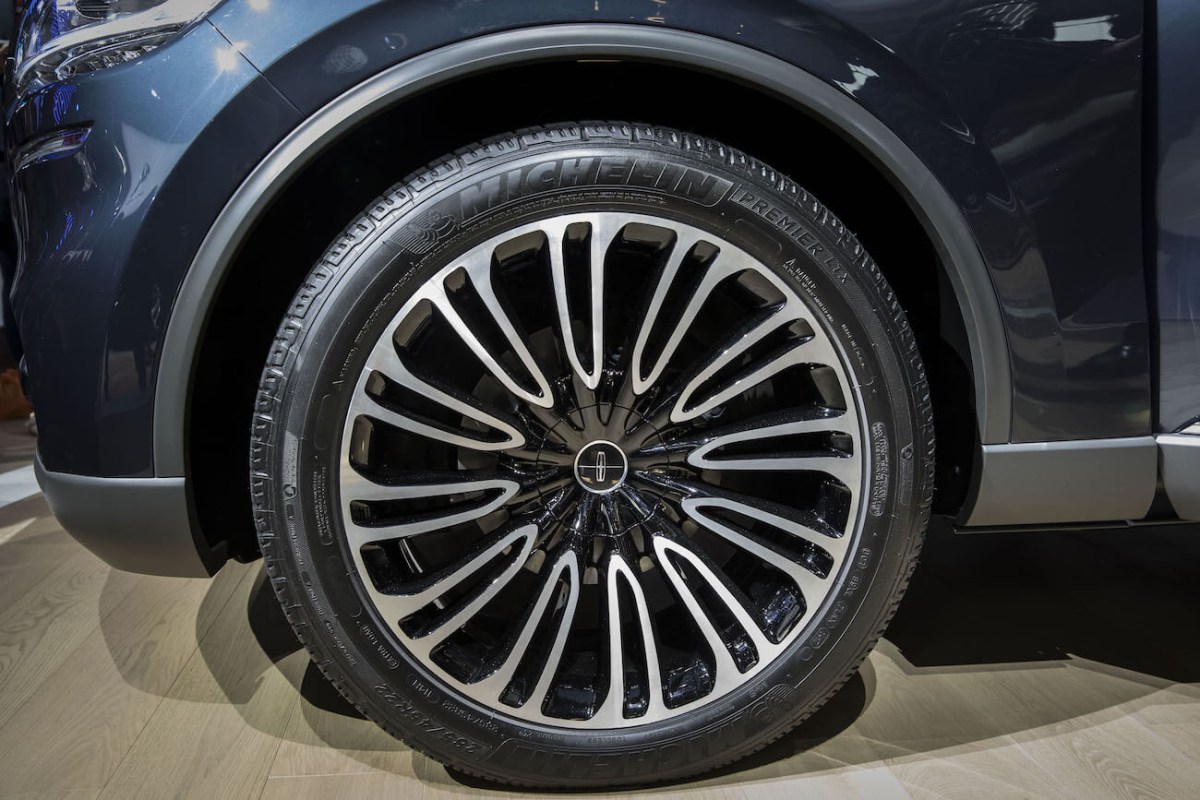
153, 23, 1012, 476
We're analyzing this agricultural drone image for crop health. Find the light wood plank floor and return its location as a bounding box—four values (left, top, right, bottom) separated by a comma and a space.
0, 424, 1197, 798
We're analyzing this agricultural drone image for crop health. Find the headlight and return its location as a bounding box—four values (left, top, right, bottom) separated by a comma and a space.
13, 0, 224, 90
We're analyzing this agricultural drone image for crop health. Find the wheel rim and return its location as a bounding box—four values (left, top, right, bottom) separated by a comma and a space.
338, 211, 865, 728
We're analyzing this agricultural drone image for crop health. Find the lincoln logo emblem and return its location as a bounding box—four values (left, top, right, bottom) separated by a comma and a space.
589, 451, 609, 482
574, 441, 627, 494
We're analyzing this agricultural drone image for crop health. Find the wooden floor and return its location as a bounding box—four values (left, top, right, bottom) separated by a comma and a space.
1, 421, 1198, 798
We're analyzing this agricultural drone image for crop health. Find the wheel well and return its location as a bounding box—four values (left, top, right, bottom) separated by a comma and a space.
190, 59, 979, 563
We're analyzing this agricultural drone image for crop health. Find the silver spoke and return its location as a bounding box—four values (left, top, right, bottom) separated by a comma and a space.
524, 554, 583, 712
547, 219, 582, 383
686, 412, 861, 488
548, 215, 622, 389
421, 262, 555, 409
683, 495, 851, 557
672, 322, 841, 424
694, 450, 860, 486
630, 229, 703, 394
656, 409, 856, 456
586, 215, 615, 387
629, 249, 752, 396
653, 537, 775, 688
371, 524, 538, 654
592, 554, 666, 725
341, 473, 519, 545
683, 497, 843, 600
413, 534, 537, 652
357, 348, 524, 451
469, 551, 580, 698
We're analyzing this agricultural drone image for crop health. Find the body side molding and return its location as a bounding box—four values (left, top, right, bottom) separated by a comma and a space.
1159, 429, 1200, 521
961, 438, 1158, 526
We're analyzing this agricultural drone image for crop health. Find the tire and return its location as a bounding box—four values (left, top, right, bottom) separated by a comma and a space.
250, 122, 933, 788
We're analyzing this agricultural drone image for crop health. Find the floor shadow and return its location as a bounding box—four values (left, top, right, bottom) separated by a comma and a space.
188, 516, 1200, 789
245, 568, 306, 664
887, 518, 1200, 682
244, 567, 366, 719
300, 660, 368, 719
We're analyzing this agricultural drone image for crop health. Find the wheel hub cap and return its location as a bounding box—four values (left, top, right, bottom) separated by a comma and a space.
573, 440, 628, 494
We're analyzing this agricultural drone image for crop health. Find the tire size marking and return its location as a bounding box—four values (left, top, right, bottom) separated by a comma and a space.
870, 421, 890, 517
323, 618, 358, 667
373, 685, 486, 755
496, 687, 795, 780
440, 699, 501, 734
312, 464, 333, 545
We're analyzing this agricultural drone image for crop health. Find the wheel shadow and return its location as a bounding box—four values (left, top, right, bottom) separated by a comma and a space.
242, 572, 367, 720
887, 518, 1200, 684
185, 516, 1200, 791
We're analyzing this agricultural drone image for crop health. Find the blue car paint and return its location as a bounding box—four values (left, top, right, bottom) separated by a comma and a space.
1156, 0, 1200, 433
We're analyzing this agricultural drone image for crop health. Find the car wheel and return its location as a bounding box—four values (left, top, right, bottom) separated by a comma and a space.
251, 122, 933, 788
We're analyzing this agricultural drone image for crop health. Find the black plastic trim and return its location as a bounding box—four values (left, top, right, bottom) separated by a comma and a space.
35, 453, 222, 577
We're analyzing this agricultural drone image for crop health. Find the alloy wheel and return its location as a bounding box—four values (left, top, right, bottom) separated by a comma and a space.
338, 210, 865, 728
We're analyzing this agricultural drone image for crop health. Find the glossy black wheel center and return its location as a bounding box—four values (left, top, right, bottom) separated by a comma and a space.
573, 440, 629, 494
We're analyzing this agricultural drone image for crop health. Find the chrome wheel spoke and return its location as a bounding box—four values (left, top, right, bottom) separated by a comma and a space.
341, 470, 519, 545
523, 553, 583, 712
369, 523, 538, 644
411, 539, 536, 653
679, 489, 851, 554
641, 408, 856, 458
691, 436, 860, 486
470, 550, 581, 700
630, 229, 704, 394
594, 553, 666, 724
548, 215, 621, 390
420, 256, 555, 410
629, 249, 750, 396
357, 349, 525, 451
339, 211, 867, 728
683, 497, 840, 602
672, 315, 839, 424
695, 450, 860, 486
652, 535, 774, 680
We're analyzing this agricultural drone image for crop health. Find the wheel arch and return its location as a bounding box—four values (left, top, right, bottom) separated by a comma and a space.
159, 25, 1012, 561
